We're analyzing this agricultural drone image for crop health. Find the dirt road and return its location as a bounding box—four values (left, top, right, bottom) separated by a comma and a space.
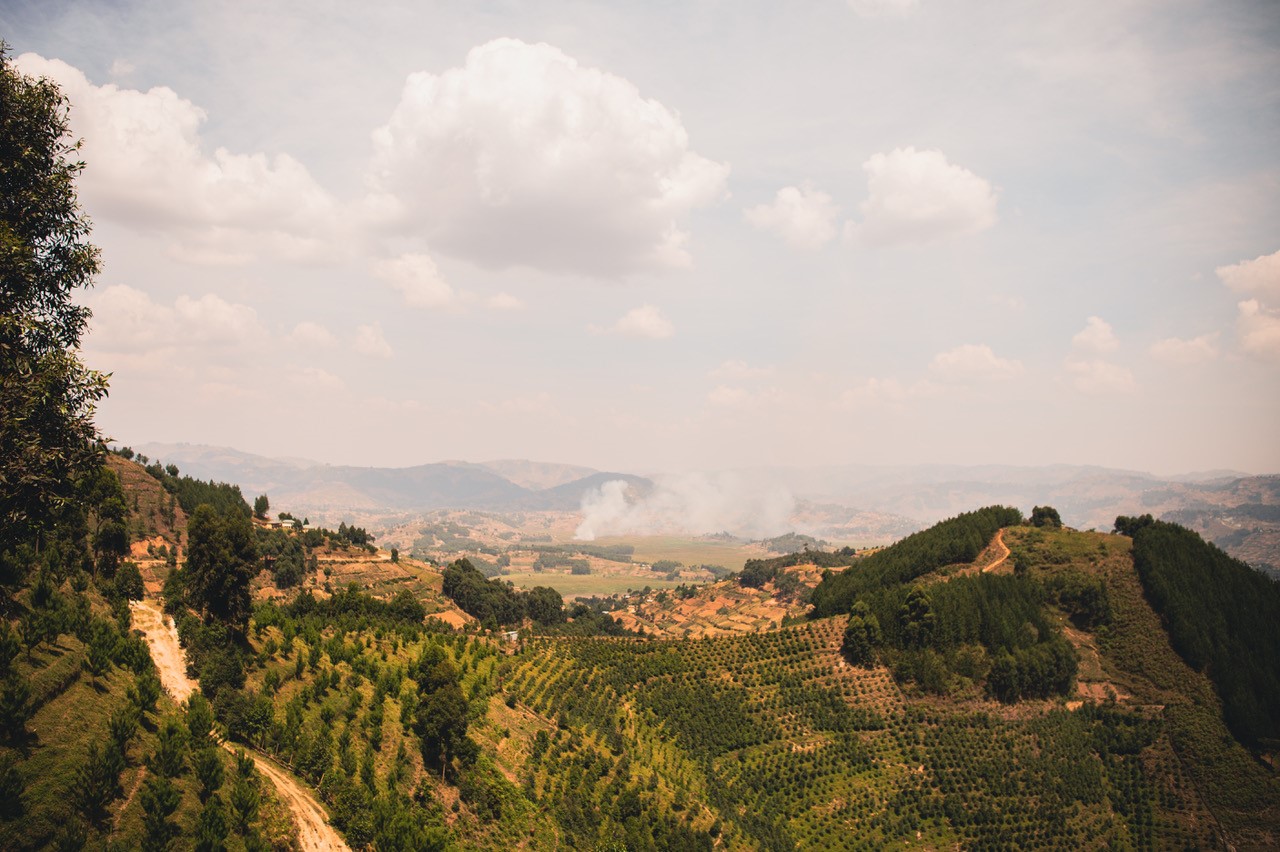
982, 529, 1011, 573
130, 600, 197, 703
131, 600, 351, 852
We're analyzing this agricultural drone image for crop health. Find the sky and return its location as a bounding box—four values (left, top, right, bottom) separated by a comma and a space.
3, 0, 1279, 476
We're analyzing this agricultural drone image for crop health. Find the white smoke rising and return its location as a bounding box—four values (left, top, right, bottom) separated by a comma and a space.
574, 472, 795, 541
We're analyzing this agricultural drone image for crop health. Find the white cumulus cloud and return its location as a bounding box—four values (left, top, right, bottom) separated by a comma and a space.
1237, 299, 1280, 360
849, 147, 998, 246
287, 321, 336, 347
1065, 359, 1135, 394
85, 284, 263, 353
1217, 249, 1280, 298
743, 183, 840, 249
1072, 316, 1119, 352
373, 253, 454, 309
368, 38, 729, 276
594, 305, 675, 340
15, 53, 342, 264
352, 323, 393, 359
930, 344, 1024, 381
1149, 334, 1218, 365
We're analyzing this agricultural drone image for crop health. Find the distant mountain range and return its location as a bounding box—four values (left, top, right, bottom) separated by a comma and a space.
132, 443, 1279, 573
133, 442, 649, 516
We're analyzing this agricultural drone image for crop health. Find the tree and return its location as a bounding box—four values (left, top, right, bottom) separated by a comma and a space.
139, 774, 180, 852
1, 46, 109, 549
526, 585, 565, 625
1029, 506, 1063, 529
842, 601, 882, 666
75, 740, 123, 823
185, 505, 258, 632
899, 586, 935, 649
194, 793, 229, 852
193, 746, 225, 802
415, 681, 474, 779
252, 494, 269, 521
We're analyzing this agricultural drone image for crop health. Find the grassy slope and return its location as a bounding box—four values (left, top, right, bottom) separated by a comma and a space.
101, 455, 1276, 851
1006, 525, 1280, 847
0, 596, 295, 851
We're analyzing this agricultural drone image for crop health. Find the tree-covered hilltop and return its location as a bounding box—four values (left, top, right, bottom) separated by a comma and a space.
1125, 519, 1280, 748
810, 505, 1023, 617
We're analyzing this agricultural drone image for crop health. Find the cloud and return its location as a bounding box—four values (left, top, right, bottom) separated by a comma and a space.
1065, 359, 1135, 394
287, 321, 336, 347
352, 323, 393, 359
85, 284, 264, 354
1217, 249, 1280, 299
930, 344, 1024, 381
1237, 300, 1280, 360
708, 360, 776, 380
372, 253, 454, 308
368, 38, 729, 276
706, 385, 780, 408
840, 377, 914, 408
743, 183, 840, 249
1149, 334, 1218, 365
848, 0, 920, 17
594, 305, 675, 340
15, 53, 343, 264
486, 292, 524, 311
848, 147, 998, 246
292, 367, 345, 392
574, 474, 794, 540
1072, 316, 1119, 353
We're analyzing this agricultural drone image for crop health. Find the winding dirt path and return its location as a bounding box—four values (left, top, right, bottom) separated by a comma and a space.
982, 528, 1011, 573
130, 600, 351, 852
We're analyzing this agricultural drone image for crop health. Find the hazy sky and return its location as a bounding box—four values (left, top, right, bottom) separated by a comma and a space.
4, 0, 1279, 475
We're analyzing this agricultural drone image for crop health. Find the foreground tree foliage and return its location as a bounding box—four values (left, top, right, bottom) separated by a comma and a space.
0, 45, 108, 550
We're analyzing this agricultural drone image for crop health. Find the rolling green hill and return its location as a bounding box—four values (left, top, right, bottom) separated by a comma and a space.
6, 459, 1280, 849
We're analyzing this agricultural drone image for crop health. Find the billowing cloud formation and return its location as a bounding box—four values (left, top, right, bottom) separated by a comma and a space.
1217, 249, 1280, 298
851, 147, 998, 246
287, 321, 336, 347
744, 183, 840, 249
352, 323, 393, 359
15, 53, 341, 263
575, 474, 794, 540
1149, 334, 1217, 365
1237, 300, 1280, 360
369, 38, 729, 276
596, 305, 675, 339
1073, 316, 1119, 352
373, 253, 454, 308
86, 284, 264, 353
930, 344, 1024, 380
1065, 359, 1135, 394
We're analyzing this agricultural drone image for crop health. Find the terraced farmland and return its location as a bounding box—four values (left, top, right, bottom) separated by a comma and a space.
498, 609, 1225, 850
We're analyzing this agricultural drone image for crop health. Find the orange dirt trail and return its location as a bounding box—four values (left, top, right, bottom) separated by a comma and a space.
982, 529, 1011, 573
